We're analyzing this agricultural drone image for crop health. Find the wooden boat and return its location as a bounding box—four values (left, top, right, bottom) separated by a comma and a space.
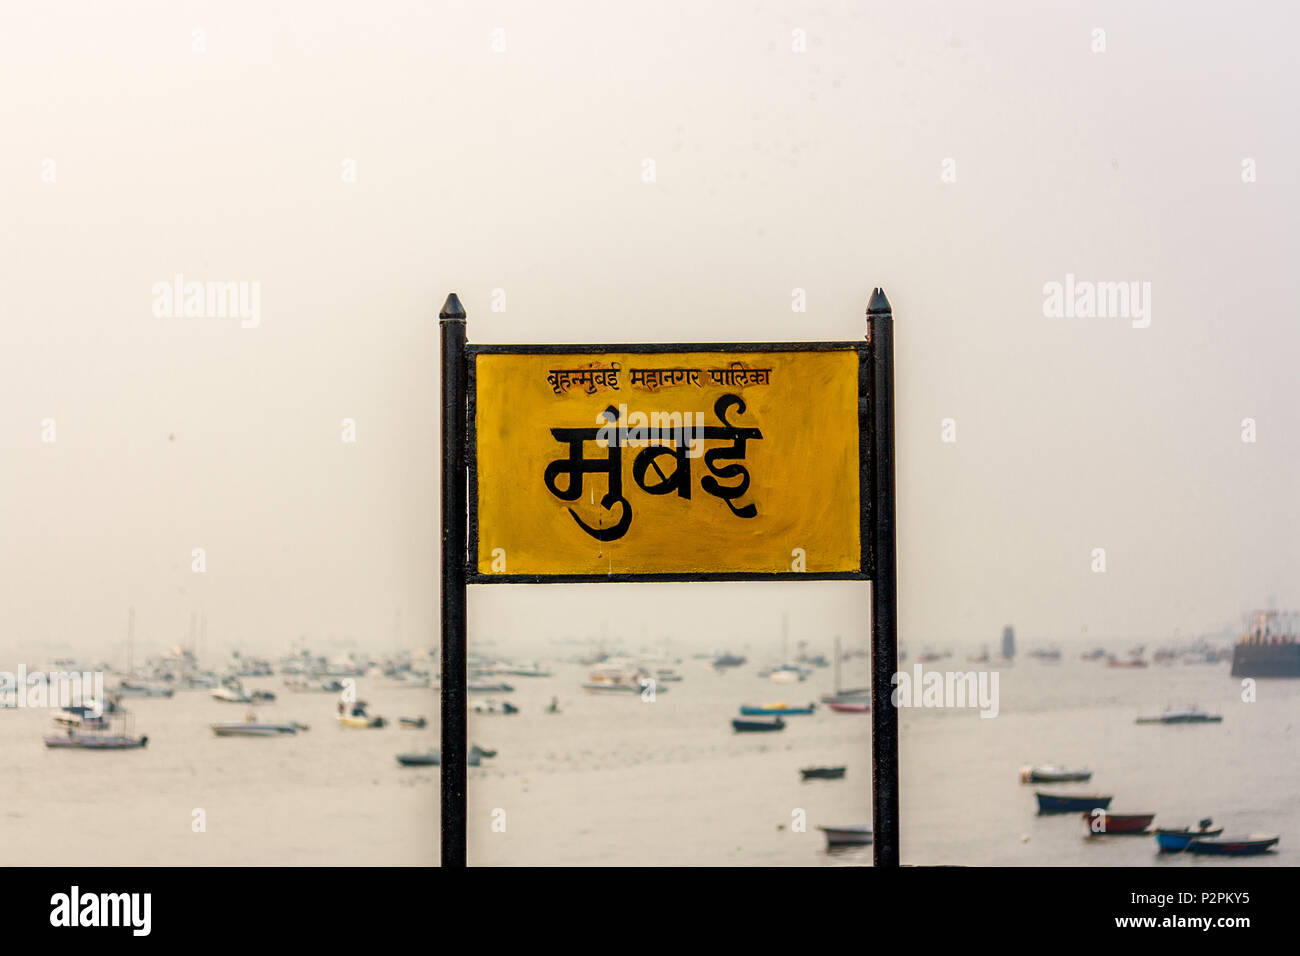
1186, 834, 1279, 856
44, 732, 147, 750
1036, 792, 1112, 813
1135, 707, 1222, 725
800, 767, 846, 780
732, 717, 785, 732
818, 825, 873, 846
399, 716, 427, 728
1084, 811, 1155, 834
828, 701, 871, 713
1020, 764, 1092, 784
1155, 820, 1222, 852
739, 702, 814, 716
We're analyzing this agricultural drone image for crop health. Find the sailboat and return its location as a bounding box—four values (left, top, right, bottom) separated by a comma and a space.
822, 636, 871, 706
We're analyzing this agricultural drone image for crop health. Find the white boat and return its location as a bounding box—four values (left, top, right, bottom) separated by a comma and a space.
115, 680, 173, 698
818, 825, 873, 846
211, 683, 252, 703
582, 664, 662, 693
1019, 764, 1092, 783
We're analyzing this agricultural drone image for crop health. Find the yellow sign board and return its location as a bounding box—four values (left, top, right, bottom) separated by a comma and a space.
469, 345, 868, 580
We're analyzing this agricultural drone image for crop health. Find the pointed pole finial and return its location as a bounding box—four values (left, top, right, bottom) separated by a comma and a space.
867, 287, 891, 316
440, 292, 466, 321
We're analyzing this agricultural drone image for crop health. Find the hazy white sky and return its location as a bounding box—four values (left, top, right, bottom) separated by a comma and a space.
2, 1, 1296, 664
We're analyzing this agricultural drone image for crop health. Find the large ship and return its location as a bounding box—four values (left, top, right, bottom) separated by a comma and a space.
1231, 611, 1300, 677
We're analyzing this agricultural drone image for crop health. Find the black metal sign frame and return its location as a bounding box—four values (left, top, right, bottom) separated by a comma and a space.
438, 289, 899, 869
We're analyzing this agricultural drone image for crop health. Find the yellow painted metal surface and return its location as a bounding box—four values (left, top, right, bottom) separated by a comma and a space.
472, 348, 863, 577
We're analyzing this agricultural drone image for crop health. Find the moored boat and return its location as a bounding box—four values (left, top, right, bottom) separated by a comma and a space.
828, 701, 871, 713
44, 732, 148, 750
818, 825, 873, 846
1084, 811, 1155, 834
1019, 764, 1092, 784
1154, 819, 1222, 852
211, 721, 304, 737
1186, 834, 1279, 856
399, 716, 427, 728
336, 701, 385, 728
739, 702, 815, 716
801, 766, 846, 780
582, 664, 658, 694
396, 744, 492, 767
732, 716, 786, 732
1135, 707, 1222, 725
1036, 792, 1112, 813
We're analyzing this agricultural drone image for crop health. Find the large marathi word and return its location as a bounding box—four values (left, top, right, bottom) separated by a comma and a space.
543, 394, 762, 541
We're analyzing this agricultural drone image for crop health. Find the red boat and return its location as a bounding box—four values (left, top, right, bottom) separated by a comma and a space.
828, 701, 871, 713
1084, 811, 1156, 834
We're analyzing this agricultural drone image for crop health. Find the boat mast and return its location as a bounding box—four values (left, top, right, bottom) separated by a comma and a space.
834, 635, 841, 695
126, 606, 135, 677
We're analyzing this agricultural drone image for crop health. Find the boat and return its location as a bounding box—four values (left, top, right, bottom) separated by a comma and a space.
739, 702, 815, 716
496, 664, 552, 678
44, 731, 148, 750
1085, 811, 1155, 834
582, 664, 658, 694
712, 653, 746, 669
760, 664, 809, 683
115, 680, 173, 698
821, 688, 871, 704
52, 705, 109, 730
1107, 655, 1148, 669
468, 680, 514, 693
211, 678, 254, 704
801, 767, 846, 780
732, 717, 785, 732
399, 716, 427, 728
1231, 610, 1300, 677
1019, 764, 1092, 784
396, 744, 493, 767
471, 699, 519, 714
284, 676, 345, 693
1135, 707, 1222, 725
818, 825, 873, 846
1186, 834, 1279, 856
828, 701, 871, 713
211, 721, 304, 737
336, 702, 385, 728
1154, 819, 1223, 852
1036, 792, 1112, 813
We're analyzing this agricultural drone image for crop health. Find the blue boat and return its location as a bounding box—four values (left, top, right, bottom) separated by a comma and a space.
1154, 819, 1222, 852
1035, 791, 1112, 813
739, 703, 815, 716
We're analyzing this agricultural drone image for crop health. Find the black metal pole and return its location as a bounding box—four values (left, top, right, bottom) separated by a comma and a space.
439, 292, 468, 867
868, 287, 900, 867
